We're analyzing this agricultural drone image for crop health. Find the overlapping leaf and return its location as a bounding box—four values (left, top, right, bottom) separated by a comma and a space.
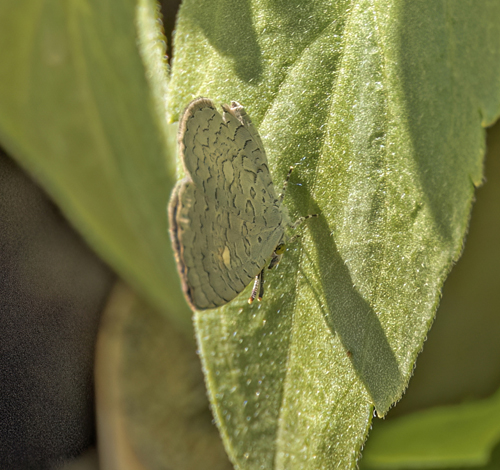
0, 0, 191, 330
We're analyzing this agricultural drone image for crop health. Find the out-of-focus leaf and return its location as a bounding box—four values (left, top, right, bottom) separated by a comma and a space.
167, 1, 500, 468
95, 281, 232, 470
361, 388, 500, 469
0, 0, 191, 330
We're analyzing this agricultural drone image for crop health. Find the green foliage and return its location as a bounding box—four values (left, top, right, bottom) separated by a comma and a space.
169, 1, 500, 469
1, 0, 500, 469
0, 0, 191, 332
362, 388, 500, 469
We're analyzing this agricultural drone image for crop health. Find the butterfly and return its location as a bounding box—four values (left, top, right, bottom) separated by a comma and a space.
168, 98, 317, 310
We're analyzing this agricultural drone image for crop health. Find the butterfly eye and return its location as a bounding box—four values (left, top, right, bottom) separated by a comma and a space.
275, 243, 286, 255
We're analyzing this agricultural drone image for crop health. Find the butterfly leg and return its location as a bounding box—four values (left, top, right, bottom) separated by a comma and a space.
287, 233, 302, 244
248, 268, 264, 304
258, 268, 265, 301
279, 166, 294, 203
286, 214, 319, 244
290, 213, 319, 230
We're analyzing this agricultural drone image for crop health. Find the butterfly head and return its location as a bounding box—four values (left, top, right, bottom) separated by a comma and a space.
268, 242, 286, 270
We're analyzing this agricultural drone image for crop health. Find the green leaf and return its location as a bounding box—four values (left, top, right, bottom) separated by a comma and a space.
0, 0, 191, 330
361, 388, 500, 469
168, 1, 500, 468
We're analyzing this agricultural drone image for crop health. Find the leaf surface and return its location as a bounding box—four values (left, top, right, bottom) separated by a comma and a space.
168, 1, 500, 468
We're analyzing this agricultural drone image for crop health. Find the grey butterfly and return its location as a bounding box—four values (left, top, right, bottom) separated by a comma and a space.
168, 98, 316, 310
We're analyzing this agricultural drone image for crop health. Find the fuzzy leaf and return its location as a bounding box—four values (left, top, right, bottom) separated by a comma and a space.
168, 1, 500, 468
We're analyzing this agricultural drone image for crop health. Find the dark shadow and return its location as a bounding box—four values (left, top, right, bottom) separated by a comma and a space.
306, 200, 404, 413
0, 148, 116, 468
159, 0, 183, 63
182, 0, 263, 83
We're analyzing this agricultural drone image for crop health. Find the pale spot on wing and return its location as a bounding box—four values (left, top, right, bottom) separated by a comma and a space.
222, 245, 231, 268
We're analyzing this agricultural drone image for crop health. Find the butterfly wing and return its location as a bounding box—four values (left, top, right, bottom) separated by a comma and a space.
169, 98, 287, 310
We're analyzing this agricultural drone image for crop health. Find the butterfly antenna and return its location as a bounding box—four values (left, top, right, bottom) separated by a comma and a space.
287, 214, 319, 245
279, 166, 294, 203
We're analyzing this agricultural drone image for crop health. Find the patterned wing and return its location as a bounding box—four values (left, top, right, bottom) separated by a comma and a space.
169, 98, 288, 310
